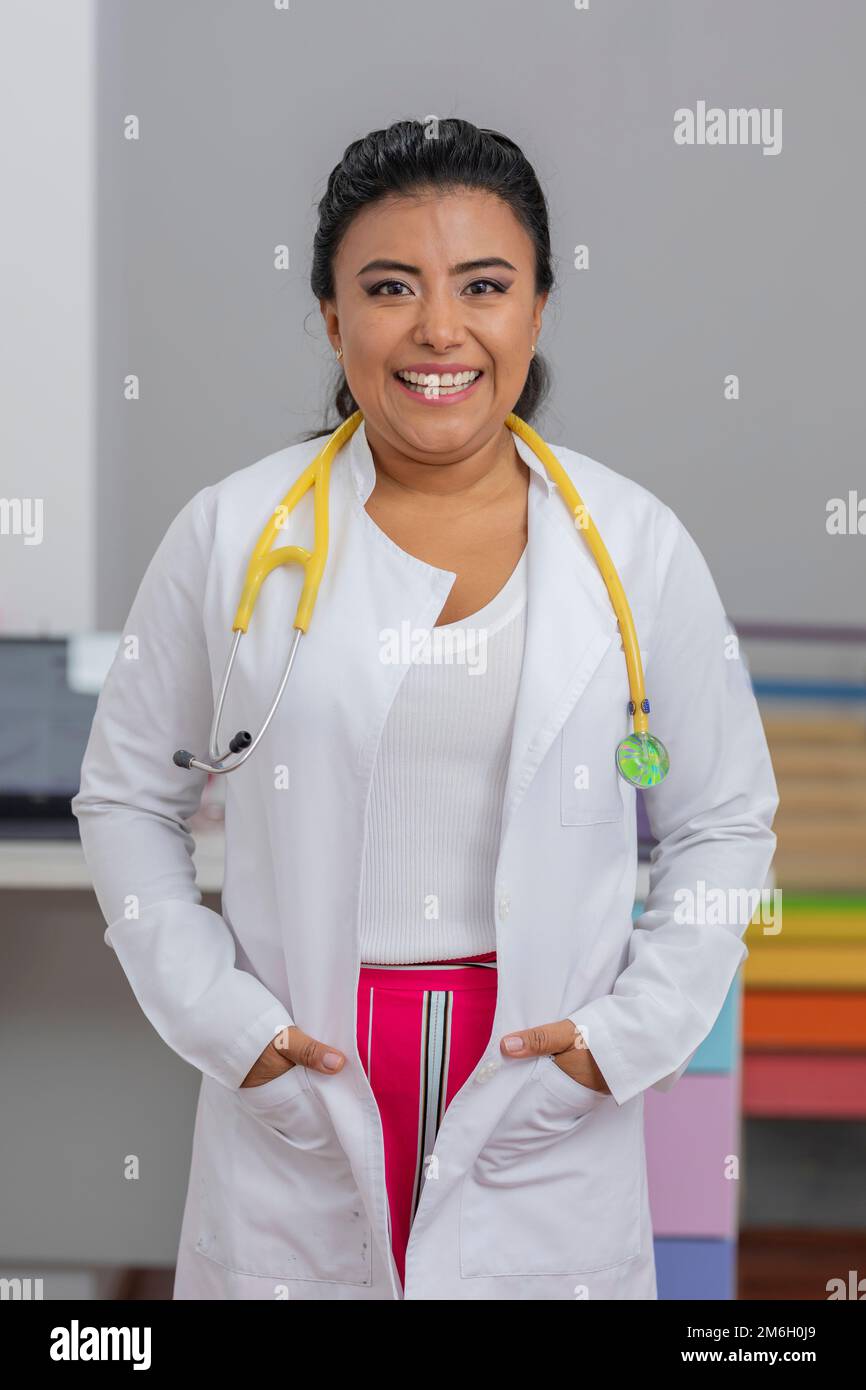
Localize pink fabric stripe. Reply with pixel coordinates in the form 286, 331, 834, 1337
357, 953, 498, 1289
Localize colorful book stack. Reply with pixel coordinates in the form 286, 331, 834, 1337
742, 893, 866, 1118
740, 700, 866, 1295
635, 624, 866, 1299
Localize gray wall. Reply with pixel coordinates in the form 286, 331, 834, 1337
95, 0, 865, 630
0, 0, 96, 632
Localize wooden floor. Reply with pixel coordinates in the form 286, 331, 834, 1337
738, 1229, 866, 1300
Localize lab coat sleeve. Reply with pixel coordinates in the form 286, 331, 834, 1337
70, 488, 294, 1090
568, 509, 779, 1107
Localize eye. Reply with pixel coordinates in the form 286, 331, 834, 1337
367, 280, 412, 297
464, 279, 507, 295
367, 277, 509, 298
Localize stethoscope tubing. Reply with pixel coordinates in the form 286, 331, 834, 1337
175, 628, 303, 775
173, 411, 669, 787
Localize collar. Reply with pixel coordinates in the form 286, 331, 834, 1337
347, 416, 557, 505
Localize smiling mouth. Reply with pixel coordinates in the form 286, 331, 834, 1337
392, 369, 484, 400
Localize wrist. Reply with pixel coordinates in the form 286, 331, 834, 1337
566, 1025, 610, 1093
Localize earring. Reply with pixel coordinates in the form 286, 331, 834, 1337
335, 347, 343, 361
531, 343, 536, 354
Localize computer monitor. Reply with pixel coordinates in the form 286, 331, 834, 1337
0, 636, 105, 834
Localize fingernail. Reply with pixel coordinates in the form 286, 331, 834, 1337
503, 1036, 524, 1053
323, 1052, 342, 1070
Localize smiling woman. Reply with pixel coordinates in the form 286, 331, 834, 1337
307, 127, 553, 632
72, 115, 779, 1302
333, 230, 541, 435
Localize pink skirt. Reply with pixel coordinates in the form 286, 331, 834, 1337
356, 950, 498, 1289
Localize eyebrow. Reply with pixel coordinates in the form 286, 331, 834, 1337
356, 257, 518, 277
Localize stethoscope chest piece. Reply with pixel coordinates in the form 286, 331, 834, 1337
615, 732, 671, 789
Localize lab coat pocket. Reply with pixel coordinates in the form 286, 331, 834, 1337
560, 715, 624, 826
195, 1072, 372, 1285
233, 1060, 309, 1119
459, 1056, 642, 1278
537, 1053, 611, 1109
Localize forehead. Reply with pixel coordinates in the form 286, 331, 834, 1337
333, 189, 533, 269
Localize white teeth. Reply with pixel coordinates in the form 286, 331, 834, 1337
396, 369, 481, 396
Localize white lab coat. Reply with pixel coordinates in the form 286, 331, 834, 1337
72, 419, 779, 1301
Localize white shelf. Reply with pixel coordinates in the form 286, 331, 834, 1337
0, 825, 226, 893
0, 831, 654, 900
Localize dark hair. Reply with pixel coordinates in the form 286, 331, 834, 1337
300, 117, 554, 441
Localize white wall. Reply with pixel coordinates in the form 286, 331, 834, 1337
0, 0, 96, 632
93, 0, 865, 632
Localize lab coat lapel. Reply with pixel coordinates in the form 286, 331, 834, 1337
231, 422, 458, 1053
499, 438, 618, 844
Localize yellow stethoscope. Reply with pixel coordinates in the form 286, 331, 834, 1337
173, 410, 670, 788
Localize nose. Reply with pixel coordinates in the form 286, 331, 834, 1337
411, 288, 466, 353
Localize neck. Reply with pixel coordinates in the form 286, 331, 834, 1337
363, 420, 526, 512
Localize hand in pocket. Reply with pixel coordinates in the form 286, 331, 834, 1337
499, 1018, 611, 1093
240, 1026, 346, 1088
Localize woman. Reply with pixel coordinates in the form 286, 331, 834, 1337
73, 118, 779, 1301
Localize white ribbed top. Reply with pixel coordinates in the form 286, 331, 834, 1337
359, 550, 528, 964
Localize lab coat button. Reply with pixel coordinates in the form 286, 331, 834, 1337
498, 892, 511, 921
475, 1059, 501, 1084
